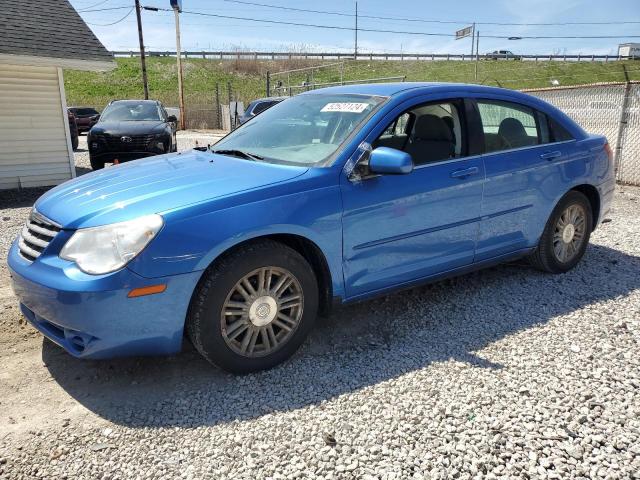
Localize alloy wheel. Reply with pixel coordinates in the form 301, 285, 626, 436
552, 204, 587, 263
220, 267, 304, 357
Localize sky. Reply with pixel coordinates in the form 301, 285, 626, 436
70, 0, 640, 55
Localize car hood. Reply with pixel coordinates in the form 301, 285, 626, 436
90, 121, 166, 135
35, 150, 308, 229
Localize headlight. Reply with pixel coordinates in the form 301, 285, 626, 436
154, 134, 167, 151
60, 214, 163, 274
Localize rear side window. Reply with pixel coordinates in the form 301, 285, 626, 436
477, 100, 539, 153
253, 101, 276, 115
548, 116, 574, 142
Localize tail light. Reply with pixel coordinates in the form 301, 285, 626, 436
604, 142, 613, 163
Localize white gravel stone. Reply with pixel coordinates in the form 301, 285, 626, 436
0, 161, 639, 479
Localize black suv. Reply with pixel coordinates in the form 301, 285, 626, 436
87, 100, 177, 170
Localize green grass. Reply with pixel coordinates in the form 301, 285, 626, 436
64, 57, 640, 110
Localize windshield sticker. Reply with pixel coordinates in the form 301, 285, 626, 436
321, 102, 370, 113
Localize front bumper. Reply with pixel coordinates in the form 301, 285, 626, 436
89, 151, 160, 163
7, 240, 202, 359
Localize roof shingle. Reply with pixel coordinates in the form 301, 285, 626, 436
0, 0, 113, 64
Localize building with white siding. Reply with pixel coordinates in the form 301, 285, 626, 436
0, 0, 114, 190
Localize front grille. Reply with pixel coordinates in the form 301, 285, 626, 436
99, 134, 155, 151
18, 210, 61, 262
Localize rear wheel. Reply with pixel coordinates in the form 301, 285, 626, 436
89, 155, 105, 170
529, 191, 593, 273
186, 240, 318, 373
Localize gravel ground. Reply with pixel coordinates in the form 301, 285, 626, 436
0, 162, 638, 478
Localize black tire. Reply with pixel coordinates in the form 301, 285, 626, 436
90, 155, 105, 170
529, 190, 593, 273
186, 240, 318, 373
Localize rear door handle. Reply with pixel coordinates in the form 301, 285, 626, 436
450, 166, 479, 179
540, 150, 562, 160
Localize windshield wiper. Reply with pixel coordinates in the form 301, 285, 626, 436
210, 149, 264, 161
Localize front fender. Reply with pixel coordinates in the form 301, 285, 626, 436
127, 184, 345, 298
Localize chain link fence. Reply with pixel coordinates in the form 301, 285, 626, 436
525, 81, 640, 186
181, 84, 244, 131
182, 80, 640, 185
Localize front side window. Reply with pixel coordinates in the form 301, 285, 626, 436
477, 100, 539, 153
373, 101, 464, 166
214, 94, 385, 166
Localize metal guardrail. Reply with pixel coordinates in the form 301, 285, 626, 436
112, 50, 640, 62
271, 76, 406, 96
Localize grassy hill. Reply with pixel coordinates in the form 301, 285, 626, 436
64, 56, 639, 112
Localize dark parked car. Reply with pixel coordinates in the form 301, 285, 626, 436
238, 96, 287, 124
67, 110, 79, 151
486, 50, 521, 60
87, 100, 177, 170
68, 107, 100, 133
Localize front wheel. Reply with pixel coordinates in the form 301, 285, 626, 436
529, 191, 593, 273
89, 155, 105, 170
186, 240, 318, 373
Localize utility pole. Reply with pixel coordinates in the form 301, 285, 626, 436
474, 30, 480, 81
173, 4, 185, 130
470, 22, 476, 57
354, 2, 358, 59
134, 0, 149, 99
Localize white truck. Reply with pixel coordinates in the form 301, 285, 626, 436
618, 43, 640, 58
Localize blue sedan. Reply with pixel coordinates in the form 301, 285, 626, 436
8, 83, 615, 373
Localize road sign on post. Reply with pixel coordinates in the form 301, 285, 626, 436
455, 25, 474, 40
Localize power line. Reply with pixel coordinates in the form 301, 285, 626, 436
85, 6, 134, 25
79, 5, 132, 13
77, 0, 112, 11
222, 0, 348, 18
145, 8, 640, 39
150, 8, 451, 36
221, 0, 640, 26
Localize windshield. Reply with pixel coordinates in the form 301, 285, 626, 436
214, 94, 385, 165
100, 102, 162, 122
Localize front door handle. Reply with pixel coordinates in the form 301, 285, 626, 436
450, 166, 479, 179
540, 150, 562, 160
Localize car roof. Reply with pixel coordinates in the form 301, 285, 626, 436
110, 99, 160, 105
299, 82, 531, 100
251, 97, 288, 103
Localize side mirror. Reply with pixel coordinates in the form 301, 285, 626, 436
369, 147, 413, 175
167, 115, 177, 123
